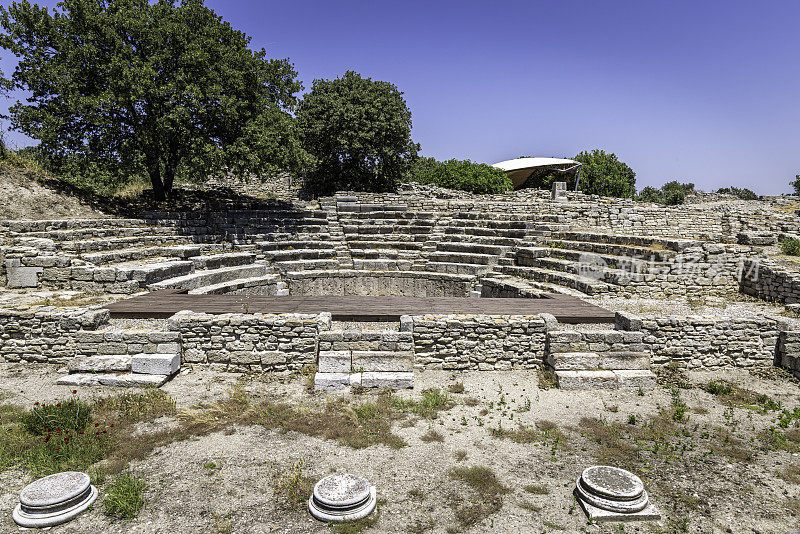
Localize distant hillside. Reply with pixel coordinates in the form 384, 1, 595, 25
0, 163, 107, 220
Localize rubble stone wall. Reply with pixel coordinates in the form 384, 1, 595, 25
0, 306, 109, 363
172, 310, 330, 372
410, 314, 547, 370
739, 258, 800, 304
777, 331, 800, 379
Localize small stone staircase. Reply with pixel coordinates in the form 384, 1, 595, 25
545, 329, 656, 391
57, 328, 180, 387
314, 325, 414, 390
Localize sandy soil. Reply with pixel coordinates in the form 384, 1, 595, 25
0, 364, 798, 534
0, 166, 106, 220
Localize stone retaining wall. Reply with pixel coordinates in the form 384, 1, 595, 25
739, 258, 800, 304
75, 330, 180, 356
777, 331, 800, 379
171, 310, 329, 372
0, 306, 109, 363
617, 312, 785, 369
286, 270, 473, 297
410, 314, 547, 370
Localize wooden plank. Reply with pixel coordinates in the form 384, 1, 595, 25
104, 292, 615, 323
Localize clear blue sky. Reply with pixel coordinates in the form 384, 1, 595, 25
2, 0, 799, 194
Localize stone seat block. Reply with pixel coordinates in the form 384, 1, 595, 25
131, 353, 180, 375
314, 372, 350, 390
360, 372, 413, 389
547, 352, 600, 371
352, 351, 414, 372
555, 370, 618, 390
57, 373, 169, 388
614, 370, 656, 390
67, 355, 131, 373
318, 350, 351, 373
598, 352, 650, 370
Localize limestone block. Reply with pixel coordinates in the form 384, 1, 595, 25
352, 351, 414, 372
599, 352, 650, 370
547, 352, 600, 371
314, 372, 350, 390
318, 350, 351, 373
131, 353, 180, 375
5, 259, 42, 288
361, 372, 414, 389
555, 370, 618, 390
614, 370, 657, 390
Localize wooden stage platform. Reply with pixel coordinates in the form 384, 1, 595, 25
104, 291, 615, 324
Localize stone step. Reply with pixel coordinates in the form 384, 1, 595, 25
500, 265, 612, 295
265, 249, 337, 262
433, 235, 524, 247
360, 372, 414, 389
345, 240, 424, 251
547, 351, 651, 371
541, 248, 667, 272
342, 224, 435, 235
554, 370, 656, 391
549, 237, 679, 260
256, 240, 334, 251
444, 227, 527, 238
4, 218, 148, 233
81, 245, 204, 265
67, 355, 131, 373
23, 226, 182, 241
352, 351, 414, 372
352, 259, 412, 271
61, 235, 199, 253
421, 262, 494, 276
427, 251, 498, 266
57, 373, 170, 388
131, 353, 180, 375
278, 259, 339, 272
149, 263, 270, 291
554, 231, 693, 252
530, 257, 649, 287
435, 242, 511, 256
187, 274, 284, 295
318, 350, 351, 373
117, 260, 195, 285
190, 252, 255, 270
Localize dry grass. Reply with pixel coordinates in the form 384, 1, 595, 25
447, 465, 509, 529
447, 382, 465, 394
420, 428, 444, 442
536, 368, 558, 390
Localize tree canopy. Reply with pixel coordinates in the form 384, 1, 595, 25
411, 156, 512, 194
573, 149, 636, 198
297, 70, 418, 196
0, 0, 308, 200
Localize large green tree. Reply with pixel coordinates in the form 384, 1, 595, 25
297, 71, 418, 196
0, 0, 307, 200
573, 149, 636, 198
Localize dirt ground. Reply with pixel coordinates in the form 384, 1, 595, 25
1, 364, 798, 534
0, 166, 106, 220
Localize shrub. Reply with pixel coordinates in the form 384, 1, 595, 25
103, 472, 146, 519
706, 381, 733, 396
298, 71, 418, 195
636, 181, 693, 205
791, 174, 800, 195
22, 398, 91, 435
781, 238, 800, 256
717, 187, 758, 200
573, 149, 636, 198
411, 157, 511, 194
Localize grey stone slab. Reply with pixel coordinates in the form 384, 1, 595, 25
360, 371, 413, 389
318, 350, 351, 373
131, 353, 180, 375
581, 466, 644, 500
575, 492, 661, 522
314, 372, 349, 390
614, 370, 656, 390
19, 472, 91, 508
6, 259, 43, 288
352, 351, 414, 372
67, 355, 131, 373
547, 352, 600, 371
555, 370, 618, 390
598, 351, 650, 370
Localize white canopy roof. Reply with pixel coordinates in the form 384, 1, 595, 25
492, 157, 578, 172
491, 157, 580, 189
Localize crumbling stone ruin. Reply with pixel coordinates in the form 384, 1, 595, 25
2, 182, 800, 388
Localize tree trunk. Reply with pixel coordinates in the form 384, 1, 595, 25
148, 163, 166, 202
163, 163, 176, 199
